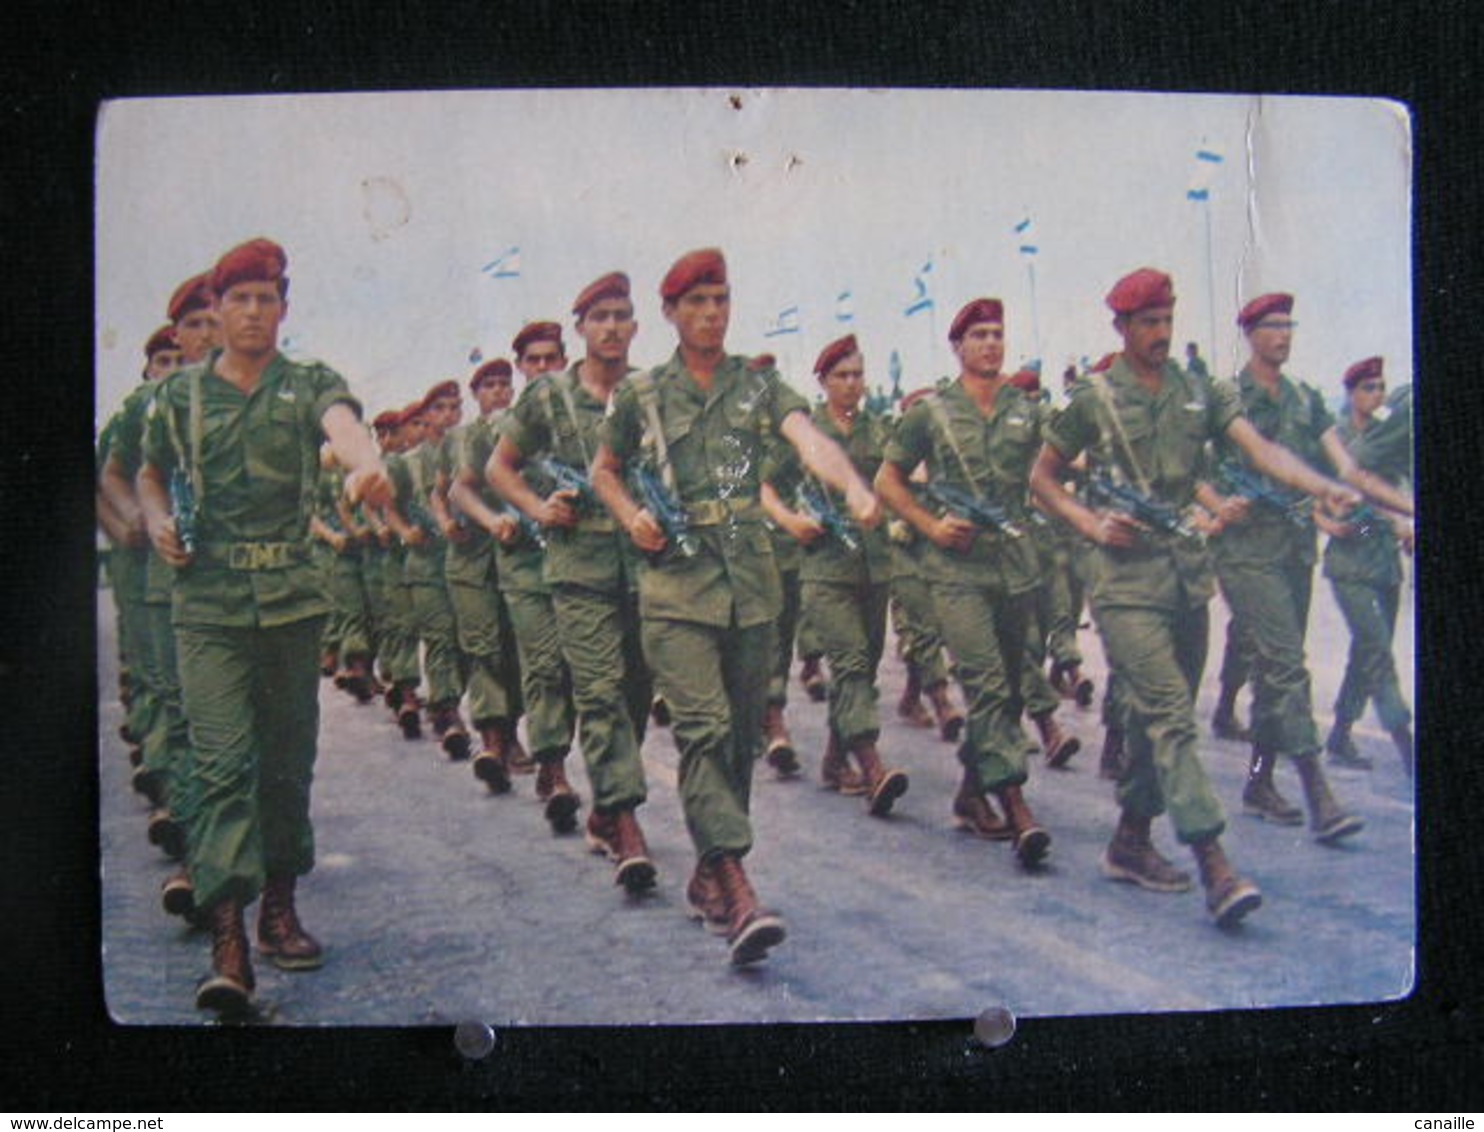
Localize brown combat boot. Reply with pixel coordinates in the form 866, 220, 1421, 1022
1211, 685, 1252, 742
762, 703, 801, 778
1241, 748, 1304, 825
650, 694, 671, 728
1391, 726, 1414, 778
1050, 661, 1095, 708
396, 687, 423, 741
585, 808, 618, 859
800, 655, 829, 702
505, 722, 536, 775
536, 756, 581, 834
257, 874, 324, 971
851, 738, 909, 817
196, 898, 255, 1015
897, 663, 934, 728
342, 656, 376, 704
472, 724, 512, 794
1293, 754, 1364, 843
1325, 720, 1372, 770
995, 783, 1051, 867
609, 808, 657, 893
1098, 726, 1127, 781
1100, 810, 1192, 893
712, 853, 787, 966
432, 704, 472, 761
685, 858, 730, 935
952, 770, 1013, 841
1033, 709, 1081, 768
1191, 837, 1262, 927
927, 681, 965, 743
820, 731, 867, 796
147, 808, 186, 860
161, 869, 196, 919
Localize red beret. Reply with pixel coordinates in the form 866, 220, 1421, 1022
167, 272, 214, 323
660, 247, 727, 302
371, 409, 402, 433
572, 271, 631, 318
814, 334, 860, 378
144, 324, 178, 358
210, 238, 288, 298
400, 401, 428, 425
470, 358, 513, 389
1009, 368, 1041, 393
899, 387, 936, 413
1106, 268, 1175, 315
1237, 292, 1294, 330
423, 380, 461, 408
1343, 356, 1384, 389
1090, 352, 1117, 373
748, 353, 777, 372
512, 321, 563, 358
948, 298, 1004, 343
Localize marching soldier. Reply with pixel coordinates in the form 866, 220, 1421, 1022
138, 238, 391, 1015
762, 333, 909, 813
590, 248, 881, 964
490, 271, 658, 891
376, 403, 431, 739
875, 299, 1054, 866
1029, 270, 1360, 925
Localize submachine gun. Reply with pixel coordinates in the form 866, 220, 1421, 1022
925, 482, 1025, 540
630, 465, 701, 561
169, 467, 198, 555
1084, 469, 1201, 541
795, 480, 862, 554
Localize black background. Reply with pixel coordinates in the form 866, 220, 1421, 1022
2, 0, 1480, 1111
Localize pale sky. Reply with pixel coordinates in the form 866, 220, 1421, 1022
95, 88, 1411, 427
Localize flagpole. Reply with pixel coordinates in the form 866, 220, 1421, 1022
1026, 257, 1042, 368
1203, 198, 1216, 369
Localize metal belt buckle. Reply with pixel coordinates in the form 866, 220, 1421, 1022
228, 542, 288, 570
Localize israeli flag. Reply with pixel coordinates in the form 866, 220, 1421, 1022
905, 259, 934, 317
481, 246, 521, 279
835, 290, 855, 323
468, 346, 484, 364
1014, 215, 1038, 257
764, 304, 802, 338
1186, 148, 1224, 201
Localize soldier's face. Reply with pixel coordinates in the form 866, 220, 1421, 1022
821, 352, 866, 414
146, 348, 184, 381
1119, 307, 1174, 369
174, 308, 221, 362
1351, 375, 1386, 417
665, 284, 730, 353
578, 298, 637, 365
404, 415, 428, 446
517, 341, 566, 381
953, 322, 1005, 378
217, 281, 286, 357
1247, 317, 1294, 368
474, 373, 514, 415
430, 395, 462, 432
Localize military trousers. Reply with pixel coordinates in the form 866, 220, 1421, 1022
379, 559, 422, 688
328, 552, 375, 663
500, 587, 574, 761
1331, 578, 1412, 733
642, 615, 773, 860
1092, 601, 1226, 843
1215, 551, 1321, 759
768, 566, 804, 707
111, 547, 156, 746
802, 577, 888, 749
1217, 612, 1254, 694
447, 576, 521, 728
175, 615, 325, 911
553, 582, 651, 811
889, 572, 951, 688
409, 577, 467, 711
930, 582, 1037, 791
141, 599, 193, 822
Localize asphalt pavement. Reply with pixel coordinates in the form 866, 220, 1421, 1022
98, 578, 1416, 1028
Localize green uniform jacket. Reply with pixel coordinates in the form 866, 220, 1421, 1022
1323, 395, 1410, 587
142, 350, 358, 628
599, 349, 810, 628
798, 403, 892, 585
881, 377, 1041, 595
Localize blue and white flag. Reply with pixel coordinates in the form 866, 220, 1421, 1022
835, 290, 855, 324
1186, 148, 1224, 201
904, 259, 934, 317
468, 346, 484, 364
1014, 216, 1038, 257
764, 304, 801, 338
481, 246, 521, 279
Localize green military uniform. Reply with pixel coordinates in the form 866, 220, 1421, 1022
1324, 387, 1412, 737
502, 364, 651, 808
599, 350, 809, 859
314, 466, 376, 676
488, 415, 574, 765
1046, 356, 1240, 842
763, 440, 810, 713
882, 378, 1042, 792
797, 403, 894, 751
375, 451, 422, 698
1017, 395, 1078, 720
444, 416, 522, 732
389, 439, 467, 720
1209, 367, 1334, 761
142, 349, 357, 911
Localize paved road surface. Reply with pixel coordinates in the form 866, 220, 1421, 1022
98, 580, 1415, 1028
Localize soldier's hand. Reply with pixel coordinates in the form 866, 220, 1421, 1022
1319, 482, 1363, 520
783, 512, 826, 547
345, 466, 394, 510
1392, 516, 1416, 554
403, 526, 429, 548
1090, 509, 1145, 548
931, 514, 978, 554
120, 519, 151, 551
147, 514, 194, 568
538, 490, 580, 530
491, 513, 521, 546
845, 483, 884, 530
1215, 494, 1251, 528
626, 509, 669, 555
